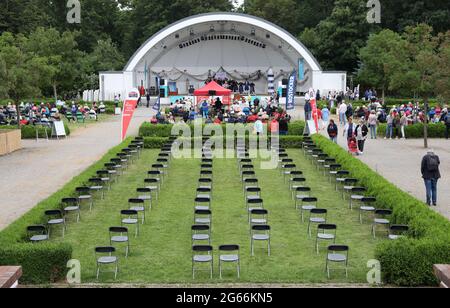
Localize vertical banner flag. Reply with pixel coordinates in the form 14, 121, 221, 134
286, 70, 297, 111
310, 98, 319, 133
267, 68, 275, 95
121, 88, 139, 141
298, 58, 305, 81
152, 97, 161, 112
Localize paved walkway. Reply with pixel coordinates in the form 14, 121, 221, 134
293, 107, 450, 220
0, 107, 153, 231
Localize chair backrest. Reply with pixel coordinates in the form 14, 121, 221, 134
200, 170, 212, 175
344, 178, 358, 184
336, 170, 350, 176
301, 197, 317, 202
152, 164, 164, 169
318, 224, 337, 231
109, 226, 128, 234
202, 159, 213, 163
201, 164, 213, 169
250, 209, 268, 215
292, 177, 306, 183
390, 225, 409, 233
219, 245, 240, 252
361, 197, 376, 203
75, 187, 90, 194
128, 198, 144, 204
289, 171, 303, 176
242, 164, 254, 169
375, 209, 393, 216
157, 158, 168, 163
329, 164, 342, 169
192, 245, 213, 253
121, 209, 138, 216
148, 170, 162, 176
27, 225, 46, 233
252, 225, 270, 232
62, 197, 78, 204
242, 171, 255, 176
246, 187, 261, 193
110, 158, 121, 164
104, 163, 116, 168
195, 209, 212, 215
45, 209, 63, 217
192, 225, 210, 232
296, 186, 311, 192
328, 245, 349, 252
89, 177, 102, 183
310, 208, 327, 215
351, 187, 367, 193
198, 178, 212, 183
283, 164, 296, 169
278, 153, 288, 158
144, 178, 159, 184
195, 197, 210, 203
247, 198, 263, 204
243, 178, 258, 184
281, 159, 293, 163
137, 188, 152, 193
197, 187, 211, 193
239, 159, 252, 163
95, 246, 116, 254
324, 158, 336, 163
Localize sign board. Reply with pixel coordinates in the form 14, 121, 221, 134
121, 88, 139, 141
51, 121, 67, 139
286, 71, 297, 111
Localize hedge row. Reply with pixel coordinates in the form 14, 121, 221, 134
0, 138, 133, 284
312, 134, 450, 286
139, 121, 305, 138
376, 123, 447, 139
0, 123, 71, 139
143, 135, 303, 149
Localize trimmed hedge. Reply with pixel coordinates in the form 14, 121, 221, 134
0, 138, 133, 284
377, 123, 447, 139
312, 134, 450, 286
0, 123, 71, 139
139, 121, 305, 137
143, 135, 303, 149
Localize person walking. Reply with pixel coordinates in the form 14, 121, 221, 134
368, 110, 378, 139
421, 149, 441, 206
355, 119, 368, 155
327, 119, 338, 143
146, 92, 150, 108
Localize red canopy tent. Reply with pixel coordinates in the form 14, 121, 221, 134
193, 81, 232, 96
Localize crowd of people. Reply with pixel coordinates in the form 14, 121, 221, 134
149, 95, 291, 134
0, 101, 107, 126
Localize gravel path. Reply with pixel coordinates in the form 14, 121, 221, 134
0, 108, 153, 230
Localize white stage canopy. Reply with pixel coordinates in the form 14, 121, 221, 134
99, 13, 346, 101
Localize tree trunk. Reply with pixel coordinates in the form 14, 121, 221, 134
15, 100, 20, 129
53, 83, 58, 103
382, 86, 385, 103
424, 96, 429, 149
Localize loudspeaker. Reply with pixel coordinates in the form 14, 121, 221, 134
208, 90, 217, 96
159, 78, 165, 86
282, 79, 289, 85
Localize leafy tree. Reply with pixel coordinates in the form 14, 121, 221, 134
357, 29, 408, 100
0, 32, 52, 126
23, 28, 84, 101
300, 0, 378, 72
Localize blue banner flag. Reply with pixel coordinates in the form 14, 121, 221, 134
286, 70, 297, 111
298, 59, 305, 81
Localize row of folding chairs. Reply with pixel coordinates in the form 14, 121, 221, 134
305, 138, 409, 240
26, 137, 145, 244
94, 137, 176, 279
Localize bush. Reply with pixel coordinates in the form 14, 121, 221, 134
312, 134, 450, 286
377, 123, 446, 139
0, 138, 133, 284
139, 121, 306, 137
0, 123, 71, 139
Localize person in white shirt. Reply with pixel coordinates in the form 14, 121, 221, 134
338, 101, 348, 126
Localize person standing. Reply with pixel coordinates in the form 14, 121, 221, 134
146, 92, 150, 108
343, 117, 356, 148
321, 105, 330, 131
327, 119, 338, 143
441, 109, 450, 139
368, 110, 378, 139
338, 101, 348, 126
385, 112, 394, 139
421, 149, 441, 206
400, 112, 408, 139
304, 99, 312, 121
355, 119, 368, 155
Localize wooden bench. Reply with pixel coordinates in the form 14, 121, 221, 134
434, 264, 450, 288
0, 266, 22, 288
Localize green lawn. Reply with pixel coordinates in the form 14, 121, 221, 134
55, 148, 381, 284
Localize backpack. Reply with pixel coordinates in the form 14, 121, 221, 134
427, 155, 439, 172
362, 125, 368, 137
